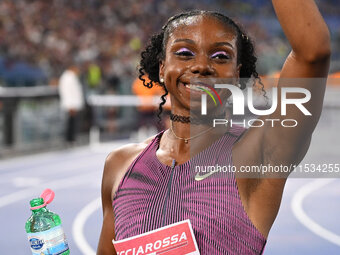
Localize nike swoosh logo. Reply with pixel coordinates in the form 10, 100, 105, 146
194, 171, 217, 181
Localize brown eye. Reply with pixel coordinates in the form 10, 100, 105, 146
174, 48, 195, 57
211, 51, 230, 60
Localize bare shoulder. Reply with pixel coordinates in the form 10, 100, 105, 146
104, 135, 156, 174
102, 135, 157, 200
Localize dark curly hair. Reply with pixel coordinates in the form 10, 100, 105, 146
138, 10, 265, 120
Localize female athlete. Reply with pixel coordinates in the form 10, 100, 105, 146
97, 1, 330, 254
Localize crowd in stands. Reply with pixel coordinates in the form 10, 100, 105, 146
0, 0, 339, 89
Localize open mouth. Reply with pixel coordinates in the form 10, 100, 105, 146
185, 83, 212, 92
182, 81, 215, 93
181, 81, 223, 106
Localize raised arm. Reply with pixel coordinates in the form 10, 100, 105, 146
263, 0, 331, 167
238, 0, 331, 173
232, 1, 331, 237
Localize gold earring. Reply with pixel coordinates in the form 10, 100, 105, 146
160, 78, 164, 83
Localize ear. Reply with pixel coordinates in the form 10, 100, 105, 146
236, 64, 242, 77
159, 60, 165, 81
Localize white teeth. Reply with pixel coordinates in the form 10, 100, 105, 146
185, 84, 211, 92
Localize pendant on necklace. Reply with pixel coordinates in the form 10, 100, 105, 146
184, 139, 188, 144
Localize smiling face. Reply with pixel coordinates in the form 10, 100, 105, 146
159, 15, 241, 115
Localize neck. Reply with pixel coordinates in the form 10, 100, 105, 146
168, 109, 229, 144
170, 108, 228, 124
160, 121, 229, 165
170, 120, 211, 139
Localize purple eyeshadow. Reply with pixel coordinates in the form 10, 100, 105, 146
176, 48, 194, 54
211, 51, 228, 57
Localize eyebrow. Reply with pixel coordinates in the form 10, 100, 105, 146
173, 38, 195, 44
173, 39, 234, 49
213, 42, 234, 49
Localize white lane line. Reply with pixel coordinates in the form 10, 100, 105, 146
0, 150, 64, 170
0, 159, 102, 184
0, 153, 103, 180
72, 196, 101, 255
12, 177, 43, 187
0, 171, 98, 208
291, 179, 340, 246
90, 140, 130, 153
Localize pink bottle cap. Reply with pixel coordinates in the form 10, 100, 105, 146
30, 188, 55, 210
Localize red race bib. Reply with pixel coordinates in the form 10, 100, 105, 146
112, 219, 200, 255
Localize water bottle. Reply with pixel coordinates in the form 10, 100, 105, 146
25, 189, 70, 255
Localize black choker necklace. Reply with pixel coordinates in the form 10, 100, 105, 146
170, 113, 191, 123
170, 113, 227, 124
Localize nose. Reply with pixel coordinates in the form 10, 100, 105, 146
190, 55, 215, 76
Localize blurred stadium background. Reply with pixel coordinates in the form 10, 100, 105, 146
0, 0, 339, 254
0, 0, 340, 155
